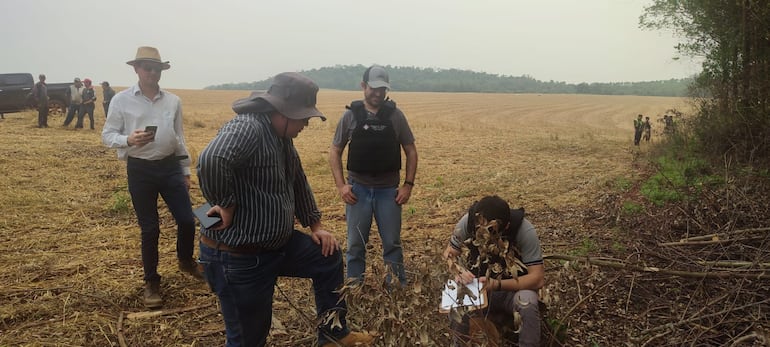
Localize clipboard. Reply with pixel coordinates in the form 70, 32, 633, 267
438, 278, 488, 313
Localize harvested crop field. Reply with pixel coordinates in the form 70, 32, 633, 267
0, 90, 689, 346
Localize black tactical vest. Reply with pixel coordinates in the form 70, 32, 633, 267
346, 100, 401, 174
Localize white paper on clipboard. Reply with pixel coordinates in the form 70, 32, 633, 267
439, 278, 487, 313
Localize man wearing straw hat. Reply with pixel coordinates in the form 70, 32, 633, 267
102, 46, 201, 309
197, 72, 374, 347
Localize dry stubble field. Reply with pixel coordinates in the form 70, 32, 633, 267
0, 89, 688, 346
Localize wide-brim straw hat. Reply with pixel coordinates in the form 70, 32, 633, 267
231, 72, 325, 121
126, 46, 170, 70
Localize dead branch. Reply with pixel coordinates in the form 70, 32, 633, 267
639, 297, 770, 337
188, 327, 226, 338
544, 254, 770, 279
696, 260, 770, 269
125, 303, 215, 320
117, 311, 127, 347
658, 236, 765, 247
671, 227, 770, 243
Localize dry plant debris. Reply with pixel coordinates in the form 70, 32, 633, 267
3, 90, 765, 346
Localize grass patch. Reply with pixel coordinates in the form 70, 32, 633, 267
621, 201, 643, 215
614, 177, 633, 192
641, 144, 724, 206
108, 191, 132, 214
569, 237, 598, 256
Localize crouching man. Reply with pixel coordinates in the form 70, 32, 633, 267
443, 195, 545, 347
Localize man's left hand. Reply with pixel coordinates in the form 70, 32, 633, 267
395, 185, 412, 205
311, 228, 339, 257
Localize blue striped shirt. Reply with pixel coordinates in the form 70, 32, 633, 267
197, 113, 321, 249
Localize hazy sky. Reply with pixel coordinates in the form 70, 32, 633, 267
2, 0, 701, 89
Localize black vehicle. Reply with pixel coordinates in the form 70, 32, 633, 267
0, 73, 69, 118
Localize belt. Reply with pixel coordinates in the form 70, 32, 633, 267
200, 234, 267, 254
128, 155, 188, 164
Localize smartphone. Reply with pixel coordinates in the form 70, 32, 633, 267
144, 125, 157, 141
193, 202, 222, 229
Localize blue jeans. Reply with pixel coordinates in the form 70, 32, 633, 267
345, 181, 406, 284
126, 157, 196, 282
63, 104, 80, 126
199, 230, 349, 347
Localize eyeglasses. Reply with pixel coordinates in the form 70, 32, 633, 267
139, 64, 163, 73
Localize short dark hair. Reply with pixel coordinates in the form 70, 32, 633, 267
470, 195, 511, 228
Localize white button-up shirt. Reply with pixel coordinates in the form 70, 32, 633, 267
101, 84, 191, 175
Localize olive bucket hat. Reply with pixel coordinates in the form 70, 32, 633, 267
231, 72, 326, 121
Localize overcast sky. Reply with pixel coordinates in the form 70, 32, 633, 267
2, 0, 701, 89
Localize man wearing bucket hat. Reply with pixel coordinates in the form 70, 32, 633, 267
197, 72, 374, 347
102, 46, 201, 309
329, 65, 418, 287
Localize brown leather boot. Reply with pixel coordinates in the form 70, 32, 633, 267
321, 331, 374, 347
143, 281, 163, 309
178, 258, 204, 281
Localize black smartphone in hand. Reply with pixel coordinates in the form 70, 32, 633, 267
193, 202, 222, 229
144, 125, 157, 141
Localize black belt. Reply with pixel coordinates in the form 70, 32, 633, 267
200, 234, 268, 254
128, 155, 188, 165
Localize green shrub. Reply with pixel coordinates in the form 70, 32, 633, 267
109, 191, 132, 214
621, 201, 644, 215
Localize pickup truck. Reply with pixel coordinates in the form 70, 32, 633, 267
0, 73, 69, 118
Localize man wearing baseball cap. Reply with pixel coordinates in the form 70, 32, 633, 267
197, 72, 374, 347
330, 65, 418, 287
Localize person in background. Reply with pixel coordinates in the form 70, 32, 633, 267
63, 77, 83, 127
101, 46, 201, 309
197, 72, 374, 347
33, 74, 48, 128
77, 78, 97, 129
633, 114, 644, 146
443, 195, 545, 347
643, 116, 652, 143
101, 81, 116, 117
329, 65, 418, 287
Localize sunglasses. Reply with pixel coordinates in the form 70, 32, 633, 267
139, 64, 163, 73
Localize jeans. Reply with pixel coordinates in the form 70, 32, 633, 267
450, 290, 541, 347
634, 129, 643, 146
126, 157, 196, 282
37, 103, 48, 127
199, 230, 349, 347
63, 104, 80, 126
76, 104, 95, 129
345, 181, 406, 284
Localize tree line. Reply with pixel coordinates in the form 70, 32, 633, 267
205, 65, 693, 97
641, 0, 770, 164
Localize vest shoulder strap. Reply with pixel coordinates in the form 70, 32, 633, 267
509, 208, 525, 239
346, 99, 397, 120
